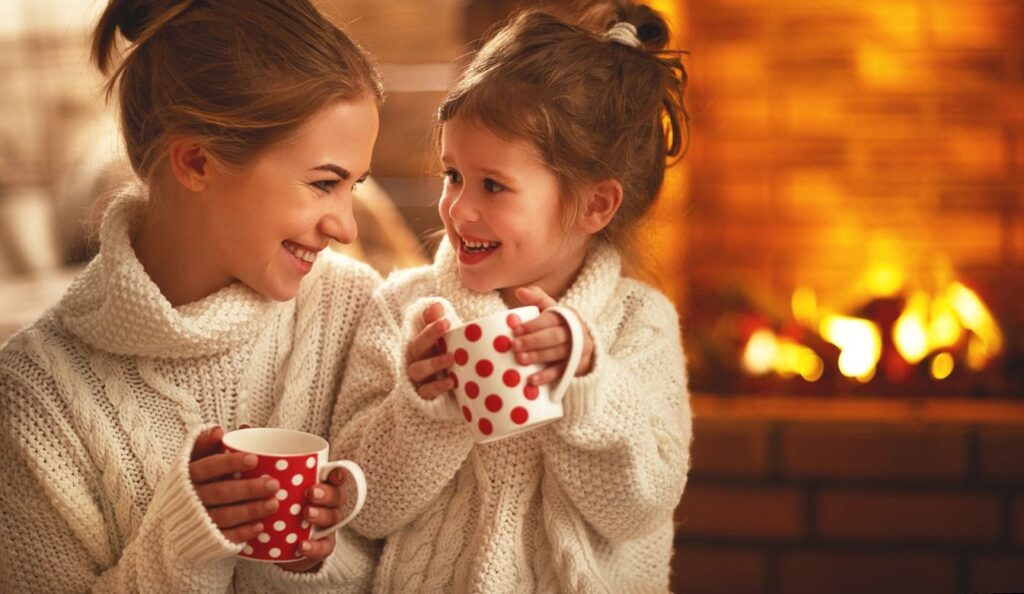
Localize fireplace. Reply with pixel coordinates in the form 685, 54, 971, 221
675, 0, 1023, 400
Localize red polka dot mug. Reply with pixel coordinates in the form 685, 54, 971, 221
221, 427, 367, 562
441, 305, 583, 443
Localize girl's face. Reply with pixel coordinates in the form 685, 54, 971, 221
439, 116, 589, 303
201, 98, 379, 301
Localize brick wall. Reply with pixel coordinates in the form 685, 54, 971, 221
680, 0, 1024, 393
671, 395, 1024, 593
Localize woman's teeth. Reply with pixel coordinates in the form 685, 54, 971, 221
463, 239, 500, 252
284, 242, 318, 263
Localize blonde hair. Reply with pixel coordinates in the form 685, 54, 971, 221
437, 0, 688, 267
92, 0, 383, 181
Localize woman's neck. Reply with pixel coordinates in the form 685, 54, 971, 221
133, 189, 233, 308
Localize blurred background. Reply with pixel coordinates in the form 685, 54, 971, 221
1, 0, 1022, 592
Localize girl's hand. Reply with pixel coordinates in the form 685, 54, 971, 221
277, 467, 351, 573
406, 302, 455, 400
512, 286, 595, 386
188, 426, 279, 544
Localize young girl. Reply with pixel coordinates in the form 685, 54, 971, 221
332, 2, 691, 591
0, 0, 384, 591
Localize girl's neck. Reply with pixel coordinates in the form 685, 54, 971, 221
133, 186, 233, 308
497, 241, 589, 307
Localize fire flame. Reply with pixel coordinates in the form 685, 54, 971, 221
741, 280, 1002, 383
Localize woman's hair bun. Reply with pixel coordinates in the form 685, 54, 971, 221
92, 0, 191, 72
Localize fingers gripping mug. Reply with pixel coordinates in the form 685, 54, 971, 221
440, 305, 584, 443
221, 427, 367, 562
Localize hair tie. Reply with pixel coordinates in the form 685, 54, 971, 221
604, 21, 641, 49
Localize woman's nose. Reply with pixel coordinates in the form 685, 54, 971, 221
319, 198, 358, 245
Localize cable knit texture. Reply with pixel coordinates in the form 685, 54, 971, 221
0, 191, 382, 593
330, 239, 692, 593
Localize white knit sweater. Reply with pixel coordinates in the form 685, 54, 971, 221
0, 192, 382, 593
330, 239, 692, 593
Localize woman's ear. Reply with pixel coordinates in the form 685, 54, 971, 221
167, 138, 212, 192
579, 179, 624, 234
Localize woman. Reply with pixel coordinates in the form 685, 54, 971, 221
0, 0, 384, 591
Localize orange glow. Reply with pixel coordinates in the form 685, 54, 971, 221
820, 315, 882, 381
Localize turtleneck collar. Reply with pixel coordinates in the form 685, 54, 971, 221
57, 190, 280, 359
432, 237, 622, 322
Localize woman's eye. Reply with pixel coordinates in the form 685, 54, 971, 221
443, 169, 462, 184
311, 180, 339, 193
483, 178, 506, 193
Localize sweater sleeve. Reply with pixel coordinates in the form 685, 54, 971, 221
0, 373, 239, 593
233, 527, 379, 593
542, 290, 692, 542
329, 292, 475, 539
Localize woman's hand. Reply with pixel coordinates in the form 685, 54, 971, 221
276, 467, 351, 573
406, 302, 455, 400
512, 286, 594, 386
188, 426, 279, 544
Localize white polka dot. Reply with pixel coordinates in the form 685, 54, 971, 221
286, 533, 298, 544
242, 544, 254, 555
290, 503, 301, 515
258, 533, 270, 543
291, 474, 304, 487
305, 456, 316, 468
275, 459, 289, 471
301, 520, 310, 529
274, 520, 286, 531
276, 489, 288, 500
269, 547, 281, 558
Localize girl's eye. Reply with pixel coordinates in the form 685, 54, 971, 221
311, 179, 339, 193
443, 169, 462, 185
483, 178, 506, 193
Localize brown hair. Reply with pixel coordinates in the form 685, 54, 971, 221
436, 0, 688, 266
92, 0, 383, 181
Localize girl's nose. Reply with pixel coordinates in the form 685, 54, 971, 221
447, 191, 478, 223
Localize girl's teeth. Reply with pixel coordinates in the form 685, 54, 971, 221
463, 239, 500, 251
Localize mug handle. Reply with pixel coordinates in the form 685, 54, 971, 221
310, 460, 367, 540
544, 305, 585, 404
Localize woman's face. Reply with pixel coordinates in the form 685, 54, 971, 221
201, 98, 379, 301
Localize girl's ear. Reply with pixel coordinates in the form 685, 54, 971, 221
578, 179, 624, 234
167, 137, 213, 192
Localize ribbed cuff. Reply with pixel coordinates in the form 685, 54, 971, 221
559, 328, 608, 429
400, 378, 463, 421
250, 529, 377, 592
152, 424, 243, 565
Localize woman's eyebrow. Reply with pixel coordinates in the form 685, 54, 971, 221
311, 163, 351, 179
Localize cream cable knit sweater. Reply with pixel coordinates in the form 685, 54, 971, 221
0, 192, 381, 593
330, 239, 692, 593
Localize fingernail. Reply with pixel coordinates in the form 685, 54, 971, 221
253, 522, 264, 533
264, 499, 278, 511
313, 487, 325, 500
243, 454, 258, 467
308, 507, 320, 518
265, 479, 280, 492
301, 542, 312, 552
519, 353, 530, 364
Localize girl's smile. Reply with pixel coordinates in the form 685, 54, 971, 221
439, 116, 589, 304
